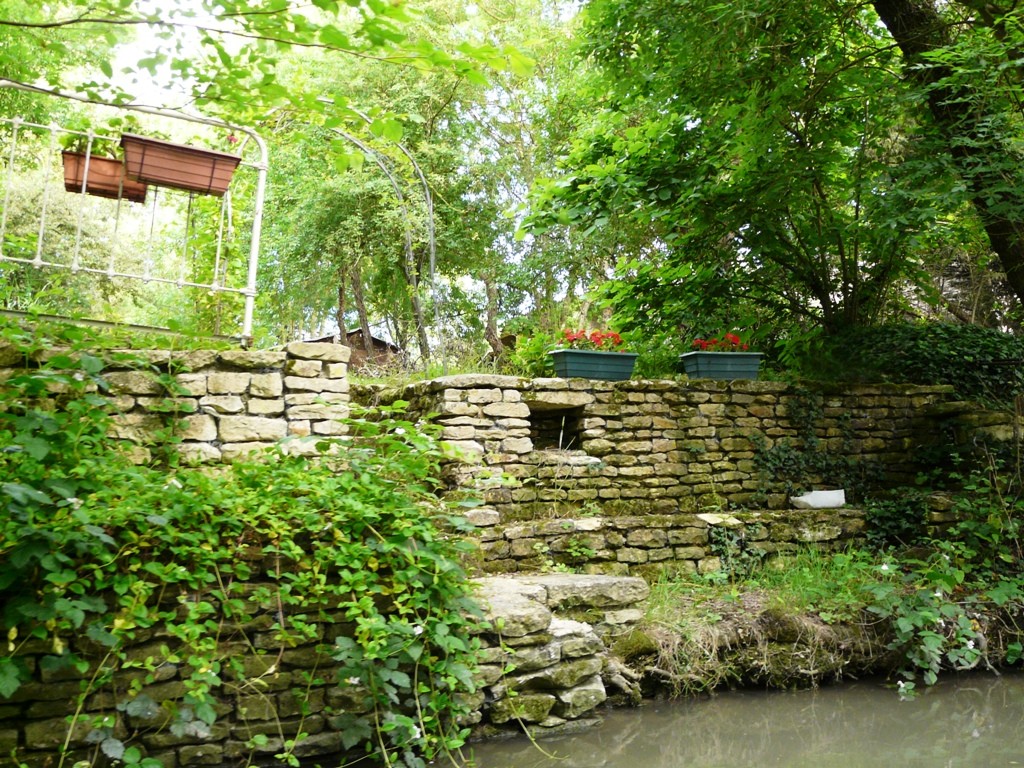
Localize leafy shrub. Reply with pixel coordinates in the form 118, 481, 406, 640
0, 321, 482, 768
819, 323, 1024, 403
864, 489, 931, 549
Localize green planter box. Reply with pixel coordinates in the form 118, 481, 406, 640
680, 351, 763, 380
550, 349, 638, 381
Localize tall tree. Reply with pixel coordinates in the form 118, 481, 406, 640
872, 0, 1024, 307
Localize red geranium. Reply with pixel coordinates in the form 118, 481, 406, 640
691, 332, 750, 352
561, 328, 627, 351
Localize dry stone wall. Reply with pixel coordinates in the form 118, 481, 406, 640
388, 375, 960, 515
0, 573, 648, 766
0, 341, 352, 464
376, 374, 1001, 574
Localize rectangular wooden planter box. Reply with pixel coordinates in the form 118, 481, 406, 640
680, 351, 763, 380
120, 134, 241, 197
61, 152, 148, 203
550, 349, 638, 381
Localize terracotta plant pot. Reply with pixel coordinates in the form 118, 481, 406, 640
61, 152, 148, 204
120, 134, 241, 197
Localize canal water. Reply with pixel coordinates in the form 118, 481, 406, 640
461, 674, 1024, 767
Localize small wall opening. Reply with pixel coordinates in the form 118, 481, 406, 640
528, 405, 584, 450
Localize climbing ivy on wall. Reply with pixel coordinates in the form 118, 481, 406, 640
753, 387, 879, 502
0, 321, 482, 768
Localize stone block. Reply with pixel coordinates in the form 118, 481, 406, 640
311, 420, 348, 435
248, 398, 285, 416
174, 373, 208, 396
219, 350, 287, 368
221, 442, 273, 461
180, 414, 217, 441
177, 442, 222, 464
553, 674, 607, 719
286, 403, 349, 421
286, 359, 323, 377
219, 416, 287, 442
200, 394, 245, 414
285, 341, 351, 363
208, 371, 251, 395
250, 372, 284, 398
284, 376, 349, 394
502, 437, 534, 454
325, 363, 347, 378
105, 371, 163, 395
467, 388, 503, 404
483, 402, 531, 418
488, 693, 556, 725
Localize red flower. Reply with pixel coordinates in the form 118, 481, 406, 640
691, 332, 751, 352
559, 328, 629, 352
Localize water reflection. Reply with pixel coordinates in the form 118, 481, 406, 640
463, 674, 1024, 767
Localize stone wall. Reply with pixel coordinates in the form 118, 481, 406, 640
1, 341, 352, 464
473, 574, 649, 736
0, 574, 648, 766
466, 507, 868, 576
387, 375, 962, 520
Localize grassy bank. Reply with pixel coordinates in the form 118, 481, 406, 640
620, 528, 1024, 700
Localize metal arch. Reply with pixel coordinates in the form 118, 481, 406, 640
0, 79, 268, 342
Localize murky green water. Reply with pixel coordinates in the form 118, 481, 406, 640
462, 674, 1024, 767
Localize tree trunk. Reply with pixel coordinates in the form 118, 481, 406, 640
483, 274, 503, 358
873, 0, 1024, 304
400, 254, 431, 363
350, 262, 375, 358
336, 266, 348, 339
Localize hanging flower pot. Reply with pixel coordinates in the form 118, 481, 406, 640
120, 134, 241, 196
61, 151, 148, 204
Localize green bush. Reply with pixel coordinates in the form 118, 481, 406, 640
819, 323, 1024, 403
0, 321, 482, 768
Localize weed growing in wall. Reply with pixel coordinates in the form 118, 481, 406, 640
0, 321, 483, 768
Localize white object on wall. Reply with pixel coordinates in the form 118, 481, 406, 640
791, 489, 846, 509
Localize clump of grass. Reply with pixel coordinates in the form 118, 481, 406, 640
634, 548, 891, 696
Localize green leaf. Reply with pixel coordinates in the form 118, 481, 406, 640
0, 658, 26, 698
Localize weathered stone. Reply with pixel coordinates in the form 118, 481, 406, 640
219, 350, 287, 368
221, 442, 273, 461
285, 341, 351, 363
248, 398, 285, 416
324, 362, 347, 378
286, 403, 349, 421
178, 442, 222, 463
311, 420, 348, 435
105, 371, 164, 395
512, 656, 603, 691
175, 373, 208, 396
514, 574, 650, 609
250, 372, 284, 397
553, 674, 606, 718
286, 359, 323, 377
219, 416, 287, 442
483, 402, 531, 418
475, 578, 552, 637
208, 371, 251, 394
181, 414, 217, 441
284, 376, 349, 394
466, 508, 501, 527
488, 693, 556, 724
200, 394, 245, 414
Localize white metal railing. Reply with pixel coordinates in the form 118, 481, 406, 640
0, 80, 268, 341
